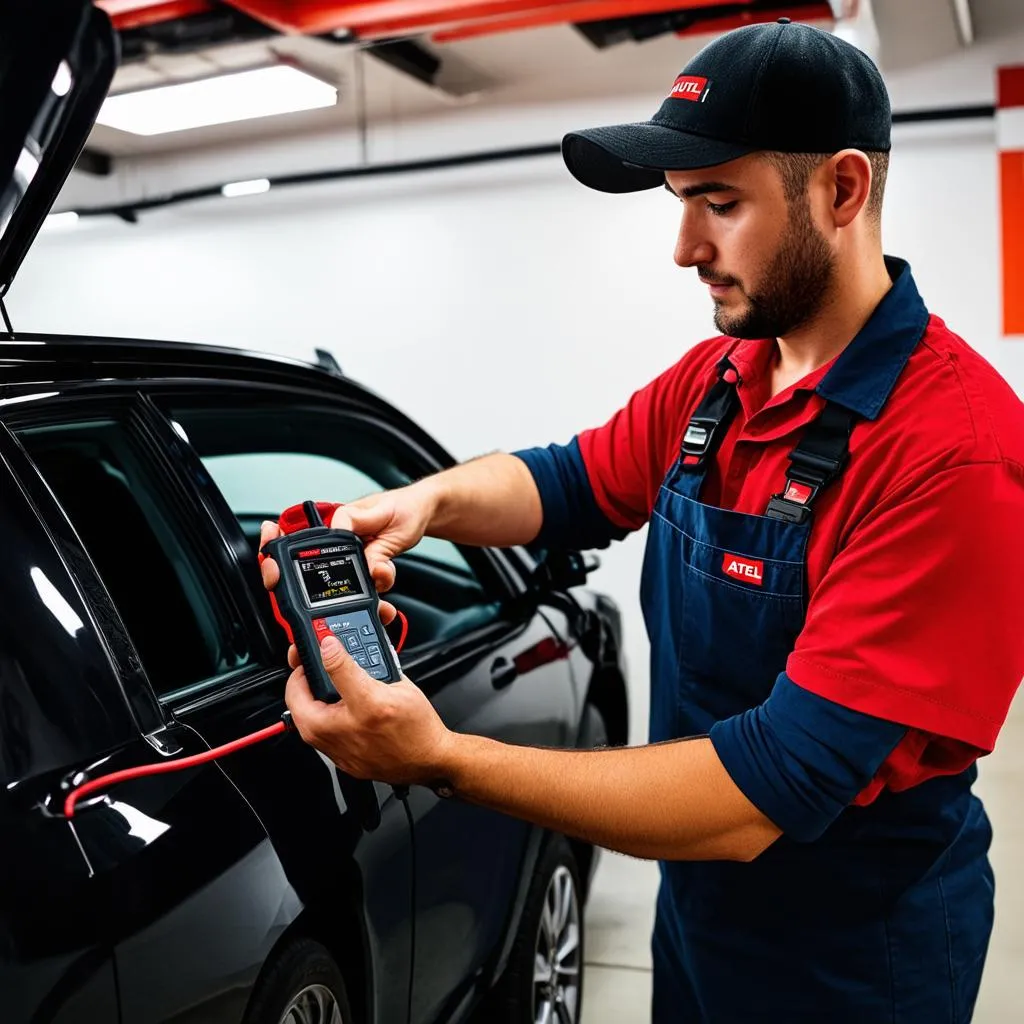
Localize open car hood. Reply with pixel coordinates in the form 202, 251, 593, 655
0, 0, 117, 298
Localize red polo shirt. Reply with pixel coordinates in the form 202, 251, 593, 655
522, 259, 1024, 802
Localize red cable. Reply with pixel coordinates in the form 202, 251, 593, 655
63, 721, 288, 819
395, 609, 409, 654
64, 609, 410, 819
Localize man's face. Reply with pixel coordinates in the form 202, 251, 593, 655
665, 155, 835, 340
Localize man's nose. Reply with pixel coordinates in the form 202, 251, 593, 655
674, 213, 714, 268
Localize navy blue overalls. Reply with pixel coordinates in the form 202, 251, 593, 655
640, 341, 995, 1022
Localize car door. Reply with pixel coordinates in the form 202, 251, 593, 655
0, 404, 287, 1024
142, 386, 417, 1024
0, 428, 123, 1024
158, 385, 585, 1024
3, 390, 413, 1024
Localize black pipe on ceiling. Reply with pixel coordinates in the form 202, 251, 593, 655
69, 103, 995, 223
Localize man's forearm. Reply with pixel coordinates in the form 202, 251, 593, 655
435, 733, 783, 862
414, 452, 544, 548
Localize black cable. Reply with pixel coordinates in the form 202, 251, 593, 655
0, 296, 13, 338
75, 142, 564, 221
394, 785, 416, 1024
65, 102, 997, 224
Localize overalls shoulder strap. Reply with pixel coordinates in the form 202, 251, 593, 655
764, 401, 858, 523
677, 355, 742, 473
675, 350, 858, 519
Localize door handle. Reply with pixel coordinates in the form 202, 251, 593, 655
490, 657, 518, 690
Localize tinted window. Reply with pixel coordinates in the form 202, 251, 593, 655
168, 402, 503, 654
0, 463, 136, 786
17, 418, 250, 698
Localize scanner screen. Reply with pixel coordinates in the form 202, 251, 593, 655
297, 552, 367, 606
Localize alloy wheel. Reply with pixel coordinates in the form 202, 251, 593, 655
279, 983, 344, 1024
532, 864, 582, 1024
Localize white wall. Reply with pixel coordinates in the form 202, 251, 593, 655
8, 30, 1024, 744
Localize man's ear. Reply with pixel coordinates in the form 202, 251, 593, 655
829, 150, 873, 229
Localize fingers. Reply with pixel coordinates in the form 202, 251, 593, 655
370, 558, 396, 594
288, 644, 300, 670
318, 634, 376, 704
284, 665, 334, 740
330, 504, 398, 593
261, 558, 280, 590
331, 501, 390, 537
378, 599, 397, 626
259, 521, 281, 589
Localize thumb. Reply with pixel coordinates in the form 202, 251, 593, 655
330, 502, 398, 592
319, 633, 375, 703
330, 501, 391, 538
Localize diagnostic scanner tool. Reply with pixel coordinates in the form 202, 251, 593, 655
261, 501, 401, 702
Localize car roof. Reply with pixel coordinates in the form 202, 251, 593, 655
2, 329, 440, 430
0, 333, 450, 458
2, 332, 358, 392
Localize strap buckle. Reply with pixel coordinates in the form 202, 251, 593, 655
679, 416, 722, 468
764, 479, 816, 524
764, 437, 850, 523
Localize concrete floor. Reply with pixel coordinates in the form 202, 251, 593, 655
580, 694, 1024, 1023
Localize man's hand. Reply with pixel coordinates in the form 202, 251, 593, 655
285, 634, 454, 787
258, 485, 438, 622
259, 513, 410, 626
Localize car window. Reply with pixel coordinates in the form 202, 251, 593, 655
16, 417, 251, 699
0, 460, 138, 786
201, 450, 472, 574
167, 401, 503, 655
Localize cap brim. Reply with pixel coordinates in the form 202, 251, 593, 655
562, 123, 756, 194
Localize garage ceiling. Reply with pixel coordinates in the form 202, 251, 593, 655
88, 0, 838, 156
77, 0, 1023, 164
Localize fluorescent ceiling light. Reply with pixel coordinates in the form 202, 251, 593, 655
96, 65, 337, 137
222, 178, 271, 198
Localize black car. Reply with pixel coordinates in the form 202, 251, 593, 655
0, 5, 630, 1024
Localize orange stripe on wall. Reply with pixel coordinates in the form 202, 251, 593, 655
1001, 150, 1024, 336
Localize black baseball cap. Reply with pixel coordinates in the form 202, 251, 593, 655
562, 19, 891, 193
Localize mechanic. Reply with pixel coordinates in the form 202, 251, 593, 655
260, 20, 1024, 1023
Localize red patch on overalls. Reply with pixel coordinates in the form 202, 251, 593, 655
722, 554, 764, 586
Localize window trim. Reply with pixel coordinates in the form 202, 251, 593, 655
5, 392, 271, 710
0, 419, 164, 744
157, 386, 526, 590
148, 382, 537, 679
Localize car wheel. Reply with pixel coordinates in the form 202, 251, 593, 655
489, 835, 584, 1024
243, 937, 353, 1024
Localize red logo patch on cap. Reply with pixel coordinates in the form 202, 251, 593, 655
722, 554, 764, 586
669, 74, 710, 102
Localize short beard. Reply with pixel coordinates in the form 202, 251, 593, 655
706, 199, 835, 340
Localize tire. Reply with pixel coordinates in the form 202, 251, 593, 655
488, 835, 585, 1024
243, 937, 353, 1024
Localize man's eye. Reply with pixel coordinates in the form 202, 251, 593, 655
706, 200, 737, 216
